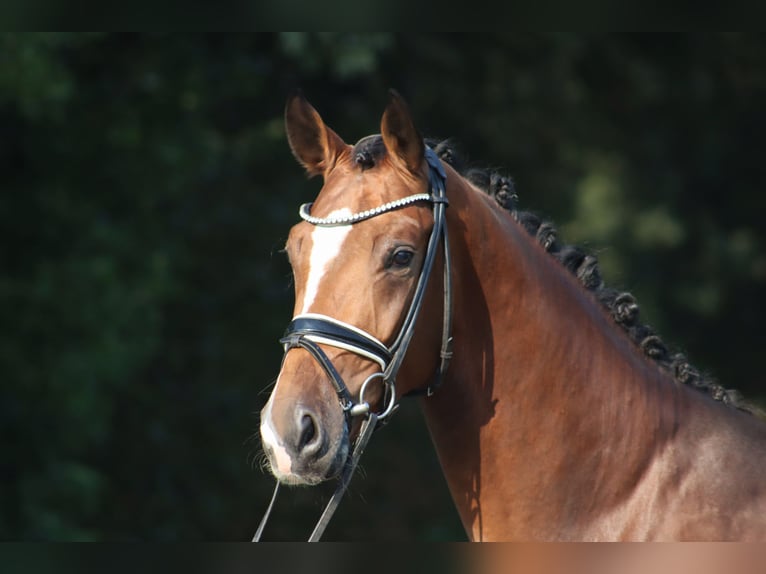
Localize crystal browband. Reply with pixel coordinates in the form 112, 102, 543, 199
298, 193, 441, 227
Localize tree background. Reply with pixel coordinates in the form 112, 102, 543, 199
2, 33, 765, 541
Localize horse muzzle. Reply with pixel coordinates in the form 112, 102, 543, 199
260, 394, 350, 486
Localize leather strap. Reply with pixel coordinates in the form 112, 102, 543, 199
280, 333, 354, 412
283, 315, 392, 370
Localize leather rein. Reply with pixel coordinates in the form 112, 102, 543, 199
253, 148, 453, 542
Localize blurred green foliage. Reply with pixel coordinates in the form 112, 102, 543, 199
1, 33, 764, 541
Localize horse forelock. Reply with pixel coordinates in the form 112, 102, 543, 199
351, 135, 387, 171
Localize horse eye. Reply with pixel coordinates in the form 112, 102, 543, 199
391, 249, 414, 268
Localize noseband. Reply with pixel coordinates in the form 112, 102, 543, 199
254, 148, 453, 541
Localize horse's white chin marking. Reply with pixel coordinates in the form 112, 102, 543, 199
300, 209, 353, 314
260, 406, 293, 475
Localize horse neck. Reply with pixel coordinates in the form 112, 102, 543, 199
419, 170, 685, 540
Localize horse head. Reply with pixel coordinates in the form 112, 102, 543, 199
259, 92, 449, 486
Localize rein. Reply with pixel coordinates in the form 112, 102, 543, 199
253, 147, 453, 541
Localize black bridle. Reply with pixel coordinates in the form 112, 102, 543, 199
254, 147, 453, 541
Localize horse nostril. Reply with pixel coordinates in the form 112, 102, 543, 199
298, 412, 318, 451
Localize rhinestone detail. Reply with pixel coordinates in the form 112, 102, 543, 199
298, 193, 433, 227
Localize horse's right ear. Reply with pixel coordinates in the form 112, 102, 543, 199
284, 92, 347, 178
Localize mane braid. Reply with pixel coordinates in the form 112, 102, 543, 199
427, 139, 757, 415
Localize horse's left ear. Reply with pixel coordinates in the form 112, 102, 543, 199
381, 90, 424, 174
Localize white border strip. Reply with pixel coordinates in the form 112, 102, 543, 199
289, 313, 390, 369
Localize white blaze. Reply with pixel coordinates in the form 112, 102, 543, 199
260, 208, 353, 477
300, 209, 353, 314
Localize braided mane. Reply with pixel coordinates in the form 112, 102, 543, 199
427, 139, 758, 415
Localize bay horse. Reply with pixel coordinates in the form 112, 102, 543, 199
258, 90, 766, 541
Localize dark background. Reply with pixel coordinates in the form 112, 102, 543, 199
2, 33, 765, 541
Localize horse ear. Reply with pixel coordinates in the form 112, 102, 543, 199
284, 92, 347, 177
381, 90, 424, 173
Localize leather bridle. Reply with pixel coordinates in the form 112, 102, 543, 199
254, 147, 453, 541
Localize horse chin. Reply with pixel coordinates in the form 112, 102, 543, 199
274, 472, 325, 487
